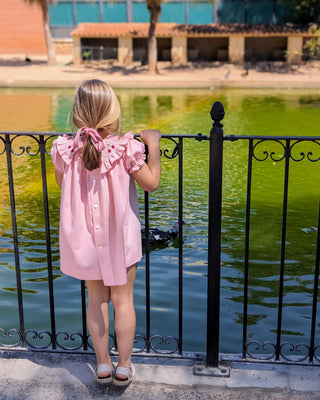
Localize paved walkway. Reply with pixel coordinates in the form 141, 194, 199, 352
0, 350, 320, 399
1, 55, 320, 89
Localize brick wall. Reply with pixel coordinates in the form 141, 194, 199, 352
0, 0, 47, 55
53, 40, 73, 56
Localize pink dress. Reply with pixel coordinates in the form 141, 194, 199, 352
51, 131, 146, 286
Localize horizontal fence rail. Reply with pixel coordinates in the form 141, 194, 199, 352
0, 102, 320, 368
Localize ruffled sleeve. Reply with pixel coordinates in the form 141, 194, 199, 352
100, 132, 146, 174
51, 135, 75, 174
123, 132, 146, 173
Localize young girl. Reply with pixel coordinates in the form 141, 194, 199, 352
51, 79, 161, 386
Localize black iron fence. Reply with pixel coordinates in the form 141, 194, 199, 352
1, 102, 320, 369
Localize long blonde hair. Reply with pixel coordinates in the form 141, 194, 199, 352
71, 79, 121, 171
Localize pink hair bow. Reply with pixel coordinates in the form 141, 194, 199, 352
73, 127, 105, 152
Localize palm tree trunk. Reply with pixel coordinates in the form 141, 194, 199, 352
41, 0, 57, 66
148, 17, 158, 73
147, 1, 161, 74
214, 0, 221, 24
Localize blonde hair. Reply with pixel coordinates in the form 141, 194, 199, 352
71, 79, 121, 171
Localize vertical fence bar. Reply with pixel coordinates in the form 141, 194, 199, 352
5, 134, 25, 346
242, 139, 254, 359
39, 135, 57, 349
309, 194, 320, 362
276, 139, 290, 360
81, 280, 88, 351
143, 141, 151, 353
144, 190, 151, 352
178, 138, 183, 354
206, 102, 225, 367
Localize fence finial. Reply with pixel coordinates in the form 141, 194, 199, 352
210, 101, 225, 128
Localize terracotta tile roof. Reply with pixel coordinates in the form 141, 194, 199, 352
71, 23, 171, 38
179, 23, 315, 35
71, 23, 317, 38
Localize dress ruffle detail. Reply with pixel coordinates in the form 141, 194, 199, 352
100, 131, 146, 173
52, 131, 146, 174
53, 134, 79, 167
100, 133, 128, 174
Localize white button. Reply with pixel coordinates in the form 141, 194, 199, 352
92, 179, 96, 183
96, 225, 100, 229
94, 204, 98, 209
99, 246, 103, 250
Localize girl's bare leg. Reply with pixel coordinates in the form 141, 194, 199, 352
86, 280, 112, 378
110, 264, 137, 379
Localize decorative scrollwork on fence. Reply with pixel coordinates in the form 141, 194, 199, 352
313, 344, 320, 362
252, 139, 320, 163
0, 133, 65, 157
0, 136, 5, 156
160, 137, 179, 160
246, 340, 314, 363
132, 334, 148, 353
290, 139, 320, 162
25, 330, 53, 349
279, 342, 309, 362
8, 135, 26, 157
44, 135, 59, 155
8, 135, 41, 156
2, 133, 183, 160
150, 335, 179, 354
24, 331, 112, 352
252, 140, 286, 162
132, 334, 179, 354
0, 328, 22, 347
55, 331, 86, 351
0, 326, 181, 355
246, 340, 276, 360
25, 136, 41, 156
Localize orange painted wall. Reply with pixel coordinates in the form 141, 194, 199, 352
0, 0, 47, 55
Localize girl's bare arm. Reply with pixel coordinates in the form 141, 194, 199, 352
132, 129, 161, 192
55, 170, 63, 188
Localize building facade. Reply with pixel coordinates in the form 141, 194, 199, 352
50, 0, 290, 39
0, 0, 46, 55
0, 0, 311, 65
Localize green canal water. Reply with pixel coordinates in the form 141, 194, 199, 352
0, 87, 320, 355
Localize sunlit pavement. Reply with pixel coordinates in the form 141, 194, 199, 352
1, 55, 320, 89
0, 351, 319, 399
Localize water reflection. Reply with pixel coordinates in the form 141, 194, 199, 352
0, 88, 320, 354
0, 89, 53, 132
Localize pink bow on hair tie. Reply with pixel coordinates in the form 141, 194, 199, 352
73, 127, 105, 152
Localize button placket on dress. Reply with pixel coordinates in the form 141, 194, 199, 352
89, 171, 106, 270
